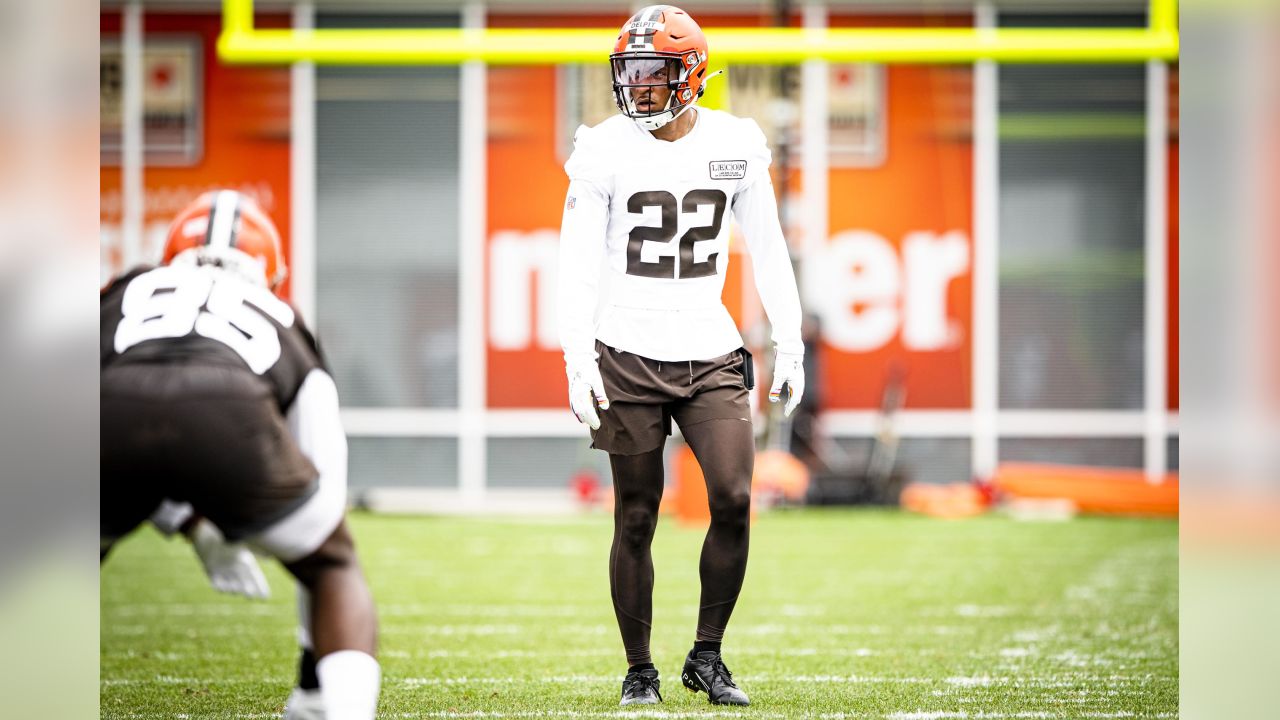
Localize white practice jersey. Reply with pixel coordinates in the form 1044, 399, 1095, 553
558, 108, 803, 363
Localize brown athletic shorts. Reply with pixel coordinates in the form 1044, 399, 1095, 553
590, 340, 755, 456
101, 362, 319, 543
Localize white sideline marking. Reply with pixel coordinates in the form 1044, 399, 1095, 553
952, 605, 1016, 618
382, 624, 615, 636
102, 673, 1171, 688
379, 603, 600, 618
399, 675, 615, 686
1011, 627, 1062, 643
109, 604, 286, 618
102, 707, 1177, 712
377, 647, 875, 660
382, 648, 618, 659
738, 624, 977, 636
946, 676, 996, 687
102, 676, 289, 686
106, 711, 1178, 720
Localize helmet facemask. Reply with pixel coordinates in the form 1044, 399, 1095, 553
611, 54, 700, 131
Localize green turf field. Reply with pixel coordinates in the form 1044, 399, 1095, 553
101, 509, 1177, 719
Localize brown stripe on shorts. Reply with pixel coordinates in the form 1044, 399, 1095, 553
589, 340, 753, 456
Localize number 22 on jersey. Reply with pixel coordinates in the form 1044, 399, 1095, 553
114, 266, 296, 374
626, 188, 727, 280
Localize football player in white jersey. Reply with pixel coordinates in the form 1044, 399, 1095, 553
557, 5, 805, 707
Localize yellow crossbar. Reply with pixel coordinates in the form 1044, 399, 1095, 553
217, 0, 1178, 65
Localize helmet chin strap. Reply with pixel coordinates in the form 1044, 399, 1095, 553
635, 102, 689, 131
630, 84, 677, 130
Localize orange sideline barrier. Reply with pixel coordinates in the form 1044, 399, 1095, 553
669, 445, 796, 526
669, 445, 712, 526
993, 463, 1178, 517
754, 449, 810, 503
900, 482, 989, 518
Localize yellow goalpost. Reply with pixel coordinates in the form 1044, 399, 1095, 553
216, 0, 1178, 66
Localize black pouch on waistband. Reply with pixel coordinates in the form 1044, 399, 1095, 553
736, 347, 755, 390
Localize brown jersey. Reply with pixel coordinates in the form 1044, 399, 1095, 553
100, 265, 326, 413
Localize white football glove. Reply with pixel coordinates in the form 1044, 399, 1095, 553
149, 499, 195, 536
565, 354, 611, 430
189, 518, 271, 600
769, 350, 806, 418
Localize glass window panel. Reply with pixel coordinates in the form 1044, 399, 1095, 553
487, 437, 611, 489
999, 437, 1144, 469
997, 14, 1148, 410
993, 64, 1146, 407
831, 437, 972, 486
348, 437, 458, 490
315, 14, 461, 408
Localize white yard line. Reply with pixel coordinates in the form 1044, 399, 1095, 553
104, 707, 1172, 712
373, 647, 875, 659
103, 673, 1170, 688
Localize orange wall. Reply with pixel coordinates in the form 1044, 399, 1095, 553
820, 62, 973, 408
100, 12, 293, 298
486, 14, 623, 408
486, 64, 571, 407
817, 14, 974, 409
1168, 137, 1179, 411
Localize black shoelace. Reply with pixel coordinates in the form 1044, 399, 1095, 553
627, 673, 662, 701
710, 658, 737, 688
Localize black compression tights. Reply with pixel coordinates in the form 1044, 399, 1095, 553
608, 418, 755, 666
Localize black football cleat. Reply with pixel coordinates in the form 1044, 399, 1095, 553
619, 667, 662, 706
681, 650, 750, 706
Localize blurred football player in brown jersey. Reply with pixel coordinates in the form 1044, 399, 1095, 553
101, 191, 378, 720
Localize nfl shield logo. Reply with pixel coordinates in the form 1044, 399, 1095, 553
567, 196, 576, 210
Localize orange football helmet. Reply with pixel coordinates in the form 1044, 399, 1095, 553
610, 5, 710, 131
161, 190, 288, 291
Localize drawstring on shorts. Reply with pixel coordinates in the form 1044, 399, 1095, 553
655, 359, 695, 385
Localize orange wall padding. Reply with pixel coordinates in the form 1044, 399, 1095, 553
994, 463, 1178, 517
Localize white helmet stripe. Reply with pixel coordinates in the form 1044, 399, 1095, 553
205, 190, 242, 250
